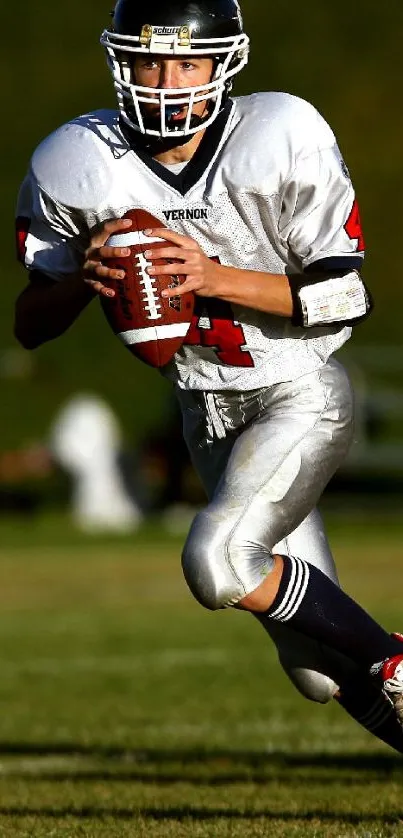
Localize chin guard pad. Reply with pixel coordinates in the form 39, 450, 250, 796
288, 269, 372, 328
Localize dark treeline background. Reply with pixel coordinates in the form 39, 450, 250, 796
2, 0, 402, 449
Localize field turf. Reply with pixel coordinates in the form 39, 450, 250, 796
0, 512, 402, 837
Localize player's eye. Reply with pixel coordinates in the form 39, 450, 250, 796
136, 58, 159, 70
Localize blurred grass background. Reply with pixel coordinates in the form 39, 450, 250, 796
1, 0, 403, 450
0, 515, 402, 836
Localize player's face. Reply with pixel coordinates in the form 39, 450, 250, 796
132, 56, 214, 123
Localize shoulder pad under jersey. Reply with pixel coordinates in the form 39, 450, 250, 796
230, 92, 336, 176
31, 109, 129, 210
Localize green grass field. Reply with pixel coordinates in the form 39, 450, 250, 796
0, 512, 402, 837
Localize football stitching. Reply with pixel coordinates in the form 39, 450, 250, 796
136, 251, 162, 321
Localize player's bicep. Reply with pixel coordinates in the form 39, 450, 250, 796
279, 145, 372, 327
280, 145, 365, 270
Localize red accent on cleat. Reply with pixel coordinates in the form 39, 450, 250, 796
383, 655, 403, 681
382, 654, 403, 730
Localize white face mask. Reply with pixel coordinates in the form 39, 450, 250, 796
100, 26, 249, 137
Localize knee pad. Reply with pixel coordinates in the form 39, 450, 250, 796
181, 510, 242, 610
182, 507, 274, 610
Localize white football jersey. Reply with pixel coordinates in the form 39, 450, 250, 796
16, 92, 365, 391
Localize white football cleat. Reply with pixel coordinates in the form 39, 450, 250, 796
382, 655, 403, 727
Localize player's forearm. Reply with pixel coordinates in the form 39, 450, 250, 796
14, 273, 96, 349
214, 266, 293, 317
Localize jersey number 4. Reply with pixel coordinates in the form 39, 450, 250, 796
184, 298, 254, 367
344, 200, 365, 251
184, 256, 254, 367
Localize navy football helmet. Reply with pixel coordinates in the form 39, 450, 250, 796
100, 0, 249, 137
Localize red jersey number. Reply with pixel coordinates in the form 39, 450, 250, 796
344, 200, 365, 252
184, 255, 254, 367
184, 297, 254, 367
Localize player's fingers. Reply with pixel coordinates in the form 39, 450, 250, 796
84, 243, 130, 265
84, 278, 115, 298
90, 217, 133, 248
147, 261, 189, 276
84, 260, 125, 282
144, 246, 186, 262
161, 278, 200, 297
144, 228, 199, 250
98, 245, 131, 260
94, 263, 126, 280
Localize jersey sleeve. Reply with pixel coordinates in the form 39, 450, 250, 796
279, 135, 365, 273
15, 170, 88, 281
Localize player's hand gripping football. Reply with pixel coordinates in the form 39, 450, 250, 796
144, 228, 223, 298
82, 217, 133, 297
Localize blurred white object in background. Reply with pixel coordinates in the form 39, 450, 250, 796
49, 393, 142, 532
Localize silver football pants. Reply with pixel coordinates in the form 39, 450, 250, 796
177, 358, 356, 703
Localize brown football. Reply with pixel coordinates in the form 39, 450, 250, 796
100, 208, 194, 367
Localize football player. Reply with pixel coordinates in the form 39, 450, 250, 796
14, 0, 403, 752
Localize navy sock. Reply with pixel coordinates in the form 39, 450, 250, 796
337, 672, 403, 753
265, 555, 402, 668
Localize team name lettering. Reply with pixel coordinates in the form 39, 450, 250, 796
162, 209, 209, 221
